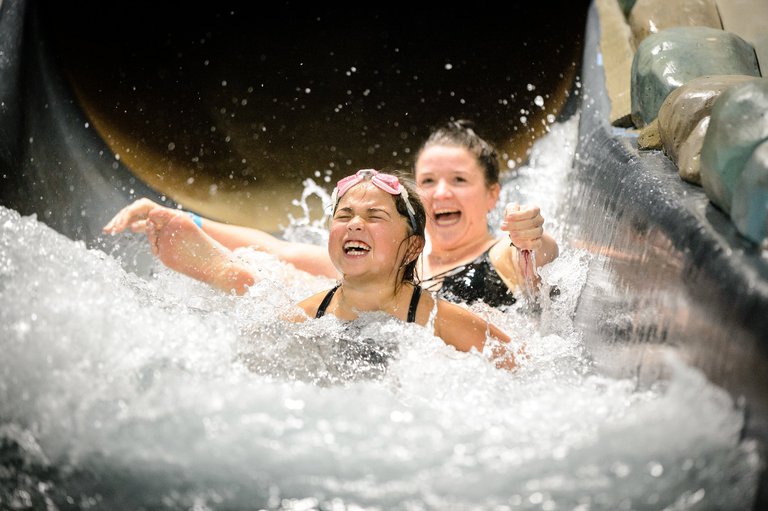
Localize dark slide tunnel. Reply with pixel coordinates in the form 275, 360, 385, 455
0, 0, 589, 239
4, 0, 768, 508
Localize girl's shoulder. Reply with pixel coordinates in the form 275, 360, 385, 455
435, 298, 480, 323
413, 286, 437, 325
432, 298, 490, 352
291, 287, 338, 321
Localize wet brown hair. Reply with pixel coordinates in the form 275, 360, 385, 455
390, 171, 426, 284
416, 119, 501, 187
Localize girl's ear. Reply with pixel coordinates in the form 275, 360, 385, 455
405, 235, 425, 264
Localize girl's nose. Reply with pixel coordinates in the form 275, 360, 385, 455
347, 215, 364, 230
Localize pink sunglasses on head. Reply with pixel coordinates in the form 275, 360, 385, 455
331, 169, 418, 230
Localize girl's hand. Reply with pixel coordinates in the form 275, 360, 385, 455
102, 198, 169, 235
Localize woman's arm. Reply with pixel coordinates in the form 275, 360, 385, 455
103, 198, 338, 278
492, 203, 560, 290
500, 203, 559, 266
191, 217, 338, 278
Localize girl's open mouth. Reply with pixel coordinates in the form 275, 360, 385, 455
343, 241, 371, 255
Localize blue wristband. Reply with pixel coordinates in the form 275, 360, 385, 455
187, 211, 203, 228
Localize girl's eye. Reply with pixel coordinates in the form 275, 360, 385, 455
419, 178, 434, 186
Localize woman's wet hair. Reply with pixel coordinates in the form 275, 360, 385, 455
417, 119, 501, 187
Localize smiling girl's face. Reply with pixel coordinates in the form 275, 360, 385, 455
328, 182, 415, 282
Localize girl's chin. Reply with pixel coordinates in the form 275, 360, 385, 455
338, 262, 399, 280
337, 258, 373, 272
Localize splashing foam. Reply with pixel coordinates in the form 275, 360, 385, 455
0, 115, 762, 509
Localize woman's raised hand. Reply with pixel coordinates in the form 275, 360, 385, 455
499, 203, 545, 252
102, 198, 171, 235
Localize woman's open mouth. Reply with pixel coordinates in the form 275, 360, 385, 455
434, 208, 462, 227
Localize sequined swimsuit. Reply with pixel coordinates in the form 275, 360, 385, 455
421, 244, 516, 308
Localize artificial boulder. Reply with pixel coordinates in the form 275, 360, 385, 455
731, 140, 768, 245
638, 119, 662, 150
656, 75, 758, 184
700, 79, 768, 213
676, 116, 709, 185
628, 0, 721, 48
631, 26, 760, 128
618, 0, 637, 17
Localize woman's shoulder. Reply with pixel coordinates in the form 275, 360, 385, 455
488, 237, 518, 290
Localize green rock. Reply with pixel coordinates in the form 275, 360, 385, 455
731, 140, 768, 244
700, 79, 768, 213
630, 27, 761, 127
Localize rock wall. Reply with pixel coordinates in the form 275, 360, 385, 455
564, 3, 768, 505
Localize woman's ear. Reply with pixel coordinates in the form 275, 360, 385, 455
487, 182, 501, 211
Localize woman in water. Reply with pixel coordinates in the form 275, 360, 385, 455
414, 120, 558, 306
104, 121, 558, 307
135, 168, 517, 369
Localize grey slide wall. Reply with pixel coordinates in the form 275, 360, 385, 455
1, 0, 767, 505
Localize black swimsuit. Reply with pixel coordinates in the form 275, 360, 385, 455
313, 284, 420, 379
421, 244, 516, 308
315, 284, 422, 322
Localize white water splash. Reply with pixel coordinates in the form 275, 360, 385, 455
0, 116, 762, 510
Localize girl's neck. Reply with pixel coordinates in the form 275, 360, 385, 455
336, 277, 408, 317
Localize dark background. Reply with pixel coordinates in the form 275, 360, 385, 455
26, 0, 591, 227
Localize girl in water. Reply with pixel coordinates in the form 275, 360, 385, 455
133, 169, 517, 369
104, 121, 558, 308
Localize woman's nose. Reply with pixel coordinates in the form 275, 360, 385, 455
434, 179, 452, 198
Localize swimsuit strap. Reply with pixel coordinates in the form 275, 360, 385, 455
315, 284, 340, 318
316, 283, 420, 322
407, 285, 422, 323
421, 240, 501, 286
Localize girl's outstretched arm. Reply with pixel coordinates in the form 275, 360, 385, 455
103, 198, 338, 278
143, 208, 257, 295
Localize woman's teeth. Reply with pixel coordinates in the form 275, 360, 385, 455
434, 209, 461, 225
